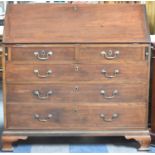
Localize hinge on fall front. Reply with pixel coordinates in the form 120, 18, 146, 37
5, 52, 8, 57
145, 47, 149, 61
4, 47, 8, 61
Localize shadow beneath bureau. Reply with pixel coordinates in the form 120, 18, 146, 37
1, 136, 140, 152
0, 130, 151, 152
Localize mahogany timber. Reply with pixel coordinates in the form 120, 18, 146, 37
125, 135, 151, 151
1, 136, 27, 151
11, 46, 76, 62
6, 63, 148, 83
10, 46, 145, 62
6, 104, 147, 130
3, 4, 150, 44
1, 4, 151, 151
7, 83, 147, 103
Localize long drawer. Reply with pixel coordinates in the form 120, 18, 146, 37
6, 63, 148, 83
10, 46, 145, 62
6, 104, 147, 130
7, 83, 147, 104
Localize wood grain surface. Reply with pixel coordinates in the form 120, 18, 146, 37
7, 83, 147, 104
3, 4, 150, 44
6, 63, 148, 83
6, 103, 147, 130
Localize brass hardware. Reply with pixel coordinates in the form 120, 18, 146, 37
34, 50, 53, 61
0, 51, 3, 57
73, 5, 78, 11
73, 109, 78, 112
34, 69, 52, 78
33, 90, 53, 100
100, 50, 120, 60
145, 47, 149, 61
151, 45, 155, 50
100, 113, 119, 122
0, 67, 3, 72
74, 85, 79, 91
34, 113, 53, 122
101, 69, 119, 78
1, 52, 8, 59
100, 89, 118, 99
74, 65, 79, 72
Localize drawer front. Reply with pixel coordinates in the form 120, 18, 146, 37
10, 46, 146, 62
10, 47, 75, 61
6, 63, 148, 83
6, 104, 147, 130
79, 46, 145, 62
7, 84, 147, 103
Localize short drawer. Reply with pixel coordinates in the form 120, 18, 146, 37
6, 63, 148, 83
79, 46, 146, 62
6, 104, 147, 130
10, 46, 75, 62
7, 83, 147, 104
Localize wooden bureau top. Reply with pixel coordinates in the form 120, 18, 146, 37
3, 4, 150, 44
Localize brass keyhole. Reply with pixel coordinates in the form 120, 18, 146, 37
73, 109, 78, 112
75, 65, 79, 72
74, 85, 79, 91
73, 5, 78, 11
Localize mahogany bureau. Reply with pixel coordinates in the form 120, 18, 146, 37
1, 3, 151, 151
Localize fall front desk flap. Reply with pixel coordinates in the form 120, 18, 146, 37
3, 4, 150, 44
